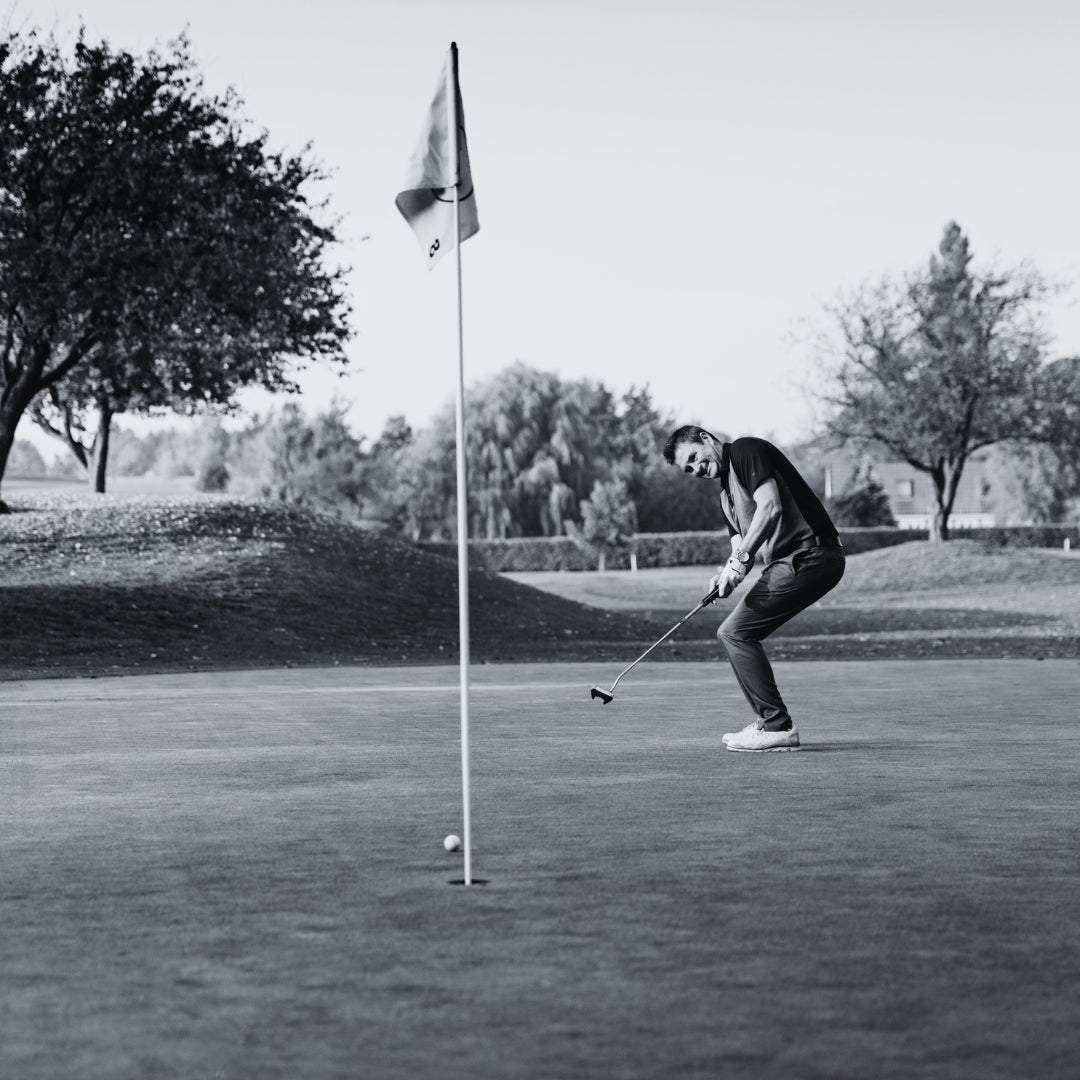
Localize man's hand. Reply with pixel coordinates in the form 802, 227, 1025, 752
709, 555, 747, 599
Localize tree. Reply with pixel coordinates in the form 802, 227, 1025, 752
362, 366, 738, 541
810, 223, 1076, 540
579, 479, 638, 571
827, 460, 897, 527
193, 419, 230, 493
985, 440, 1080, 524
397, 415, 459, 540
463, 364, 618, 538
227, 402, 365, 516
6, 439, 48, 475
0, 28, 350, 505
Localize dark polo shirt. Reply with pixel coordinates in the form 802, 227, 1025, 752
721, 437, 840, 564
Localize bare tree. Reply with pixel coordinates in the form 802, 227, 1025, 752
809, 223, 1071, 540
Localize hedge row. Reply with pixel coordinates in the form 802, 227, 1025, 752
947, 523, 1080, 549
419, 524, 1079, 572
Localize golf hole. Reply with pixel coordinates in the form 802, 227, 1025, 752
449, 878, 489, 886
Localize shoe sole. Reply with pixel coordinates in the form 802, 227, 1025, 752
726, 744, 800, 753
723, 730, 796, 747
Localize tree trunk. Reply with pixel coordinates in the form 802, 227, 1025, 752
88, 404, 113, 494
930, 502, 949, 542
0, 404, 17, 513
0, 382, 39, 512
929, 458, 965, 542
928, 463, 947, 542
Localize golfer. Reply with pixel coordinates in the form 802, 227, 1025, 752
663, 427, 845, 752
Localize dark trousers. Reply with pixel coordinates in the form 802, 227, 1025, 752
718, 547, 845, 728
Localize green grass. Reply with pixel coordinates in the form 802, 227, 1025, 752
4, 661, 1079, 1079
4, 494, 1080, 1077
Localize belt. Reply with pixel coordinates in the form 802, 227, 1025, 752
807, 535, 844, 551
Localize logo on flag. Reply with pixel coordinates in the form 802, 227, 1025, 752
396, 43, 479, 269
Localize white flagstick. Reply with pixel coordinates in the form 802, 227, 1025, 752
447, 43, 473, 886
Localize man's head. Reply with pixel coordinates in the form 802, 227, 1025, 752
663, 425, 724, 480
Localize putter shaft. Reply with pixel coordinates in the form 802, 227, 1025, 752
590, 587, 718, 703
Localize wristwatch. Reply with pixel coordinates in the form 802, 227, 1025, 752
734, 549, 751, 566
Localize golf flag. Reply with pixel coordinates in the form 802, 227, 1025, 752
396, 42, 479, 268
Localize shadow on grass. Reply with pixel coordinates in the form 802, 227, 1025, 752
0, 574, 667, 679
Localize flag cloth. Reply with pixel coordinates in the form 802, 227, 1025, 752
395, 43, 479, 269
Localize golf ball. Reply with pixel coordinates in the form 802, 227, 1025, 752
443, 834, 462, 852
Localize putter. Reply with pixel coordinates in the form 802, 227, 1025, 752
590, 586, 720, 704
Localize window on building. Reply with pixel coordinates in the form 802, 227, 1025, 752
897, 479, 914, 498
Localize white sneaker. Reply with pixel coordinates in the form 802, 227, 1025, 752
721, 719, 764, 746
724, 719, 800, 753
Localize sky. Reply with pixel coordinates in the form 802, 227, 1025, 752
8, 0, 1080, 456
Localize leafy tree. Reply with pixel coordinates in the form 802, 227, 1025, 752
227, 402, 365, 516
389, 411, 459, 540
468, 364, 618, 538
358, 415, 416, 532
985, 441, 1080, 524
579, 479, 638, 570
6, 439, 48, 475
365, 367, 738, 540
370, 415, 413, 457
1034, 355, 1080, 453
107, 426, 168, 477
193, 419, 230, 493
600, 384, 732, 532
810, 223, 1077, 540
0, 28, 350, 506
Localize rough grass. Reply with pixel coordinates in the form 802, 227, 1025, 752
3, 493, 1079, 680
510, 540, 1080, 661
838, 536, 1080, 591
0, 494, 663, 679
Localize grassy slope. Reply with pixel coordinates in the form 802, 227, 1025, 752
3, 496, 1079, 679
511, 539, 1080, 660
0, 497, 661, 680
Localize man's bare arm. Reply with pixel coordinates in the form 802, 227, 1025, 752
737, 478, 782, 561
710, 479, 782, 597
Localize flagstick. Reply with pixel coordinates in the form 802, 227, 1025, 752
453, 186, 472, 887
448, 43, 473, 887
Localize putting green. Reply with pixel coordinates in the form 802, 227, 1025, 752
3, 660, 1078, 1079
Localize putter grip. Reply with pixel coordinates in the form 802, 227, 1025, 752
704, 586, 720, 604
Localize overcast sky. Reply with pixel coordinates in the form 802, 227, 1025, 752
10, 0, 1080, 452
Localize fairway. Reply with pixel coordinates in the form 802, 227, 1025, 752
3, 660, 1079, 1079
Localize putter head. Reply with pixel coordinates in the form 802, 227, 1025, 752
590, 686, 614, 704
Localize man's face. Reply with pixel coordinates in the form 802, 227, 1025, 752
673, 434, 721, 480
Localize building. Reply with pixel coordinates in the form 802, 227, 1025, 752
823, 451, 996, 529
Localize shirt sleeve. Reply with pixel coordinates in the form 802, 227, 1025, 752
729, 438, 777, 497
